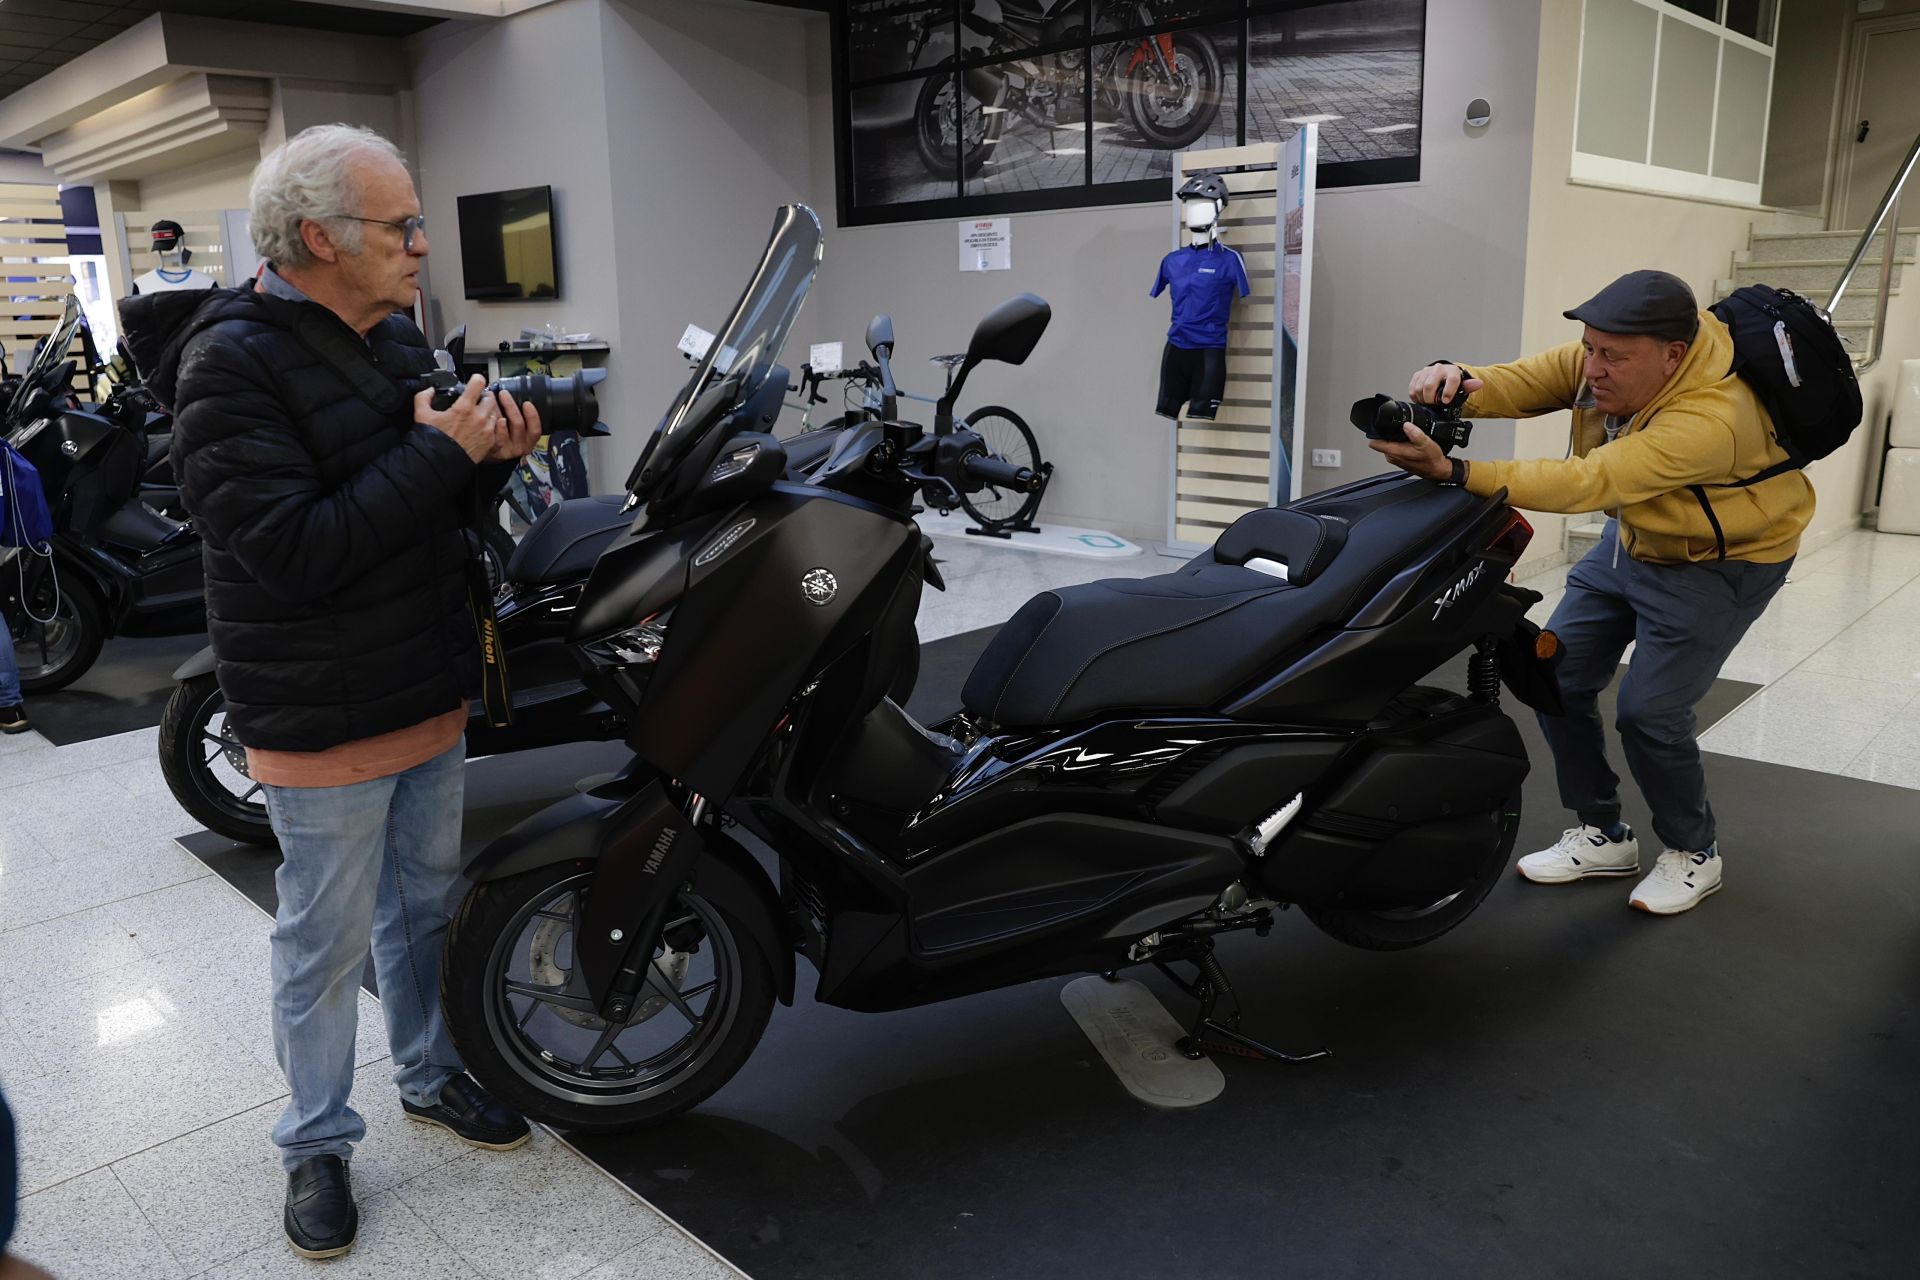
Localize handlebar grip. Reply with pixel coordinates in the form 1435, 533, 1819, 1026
963, 452, 1041, 493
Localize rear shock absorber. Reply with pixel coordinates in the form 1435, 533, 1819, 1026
1468, 639, 1500, 704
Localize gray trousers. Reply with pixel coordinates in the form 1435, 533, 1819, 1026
1540, 521, 1790, 853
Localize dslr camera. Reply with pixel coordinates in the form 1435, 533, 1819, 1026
1349, 393, 1473, 453
429, 367, 607, 437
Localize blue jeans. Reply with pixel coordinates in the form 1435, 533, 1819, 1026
0, 617, 21, 705
262, 741, 467, 1170
1541, 523, 1790, 852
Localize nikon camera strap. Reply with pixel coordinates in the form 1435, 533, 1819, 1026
251, 291, 515, 727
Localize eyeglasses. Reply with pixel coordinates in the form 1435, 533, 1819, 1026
324, 213, 427, 252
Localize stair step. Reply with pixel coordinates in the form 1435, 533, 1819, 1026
1747, 228, 1918, 263
1731, 261, 1904, 294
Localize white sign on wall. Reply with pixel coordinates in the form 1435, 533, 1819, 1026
959, 218, 1011, 272
809, 341, 844, 373
677, 323, 716, 361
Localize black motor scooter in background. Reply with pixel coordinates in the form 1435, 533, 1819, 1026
1, 297, 204, 694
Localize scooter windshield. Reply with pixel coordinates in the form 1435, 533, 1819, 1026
626, 204, 823, 506
6, 294, 83, 426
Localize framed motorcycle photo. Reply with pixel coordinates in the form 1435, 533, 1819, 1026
834, 0, 1427, 225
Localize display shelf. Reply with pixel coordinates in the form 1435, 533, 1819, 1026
1166, 140, 1295, 552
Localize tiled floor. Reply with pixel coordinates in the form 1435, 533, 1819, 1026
4, 524, 1918, 1278
1516, 528, 1920, 786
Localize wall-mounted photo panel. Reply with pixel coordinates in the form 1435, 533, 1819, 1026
1244, 0, 1424, 187
848, 74, 963, 209
838, 1, 1426, 223
1089, 21, 1240, 187
963, 55, 1091, 198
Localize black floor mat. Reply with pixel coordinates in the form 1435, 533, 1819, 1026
25, 631, 207, 745
178, 635, 1920, 1279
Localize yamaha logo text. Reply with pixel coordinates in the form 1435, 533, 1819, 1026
641, 827, 677, 876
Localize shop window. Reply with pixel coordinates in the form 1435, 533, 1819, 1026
1571, 0, 1779, 204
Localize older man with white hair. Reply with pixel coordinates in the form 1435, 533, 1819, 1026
145, 124, 539, 1260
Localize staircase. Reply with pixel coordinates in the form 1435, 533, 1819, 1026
1565, 224, 1920, 560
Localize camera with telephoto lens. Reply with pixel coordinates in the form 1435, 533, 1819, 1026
1348, 393, 1474, 453
429, 369, 604, 435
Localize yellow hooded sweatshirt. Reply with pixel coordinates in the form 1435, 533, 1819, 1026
1458, 309, 1815, 565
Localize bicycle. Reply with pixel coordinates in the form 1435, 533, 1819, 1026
788, 355, 1051, 537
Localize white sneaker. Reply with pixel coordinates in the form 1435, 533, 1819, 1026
1516, 824, 1640, 884
1630, 847, 1722, 915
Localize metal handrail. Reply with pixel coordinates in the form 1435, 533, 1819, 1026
1827, 128, 1920, 373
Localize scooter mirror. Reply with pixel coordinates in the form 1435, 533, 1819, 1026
964, 293, 1051, 369
443, 324, 467, 366
866, 313, 894, 358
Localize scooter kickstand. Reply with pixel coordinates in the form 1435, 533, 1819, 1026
1154, 946, 1329, 1065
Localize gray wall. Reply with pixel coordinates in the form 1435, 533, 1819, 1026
597, 0, 815, 486
410, 0, 627, 475
410, 0, 816, 490
799, 1, 1541, 541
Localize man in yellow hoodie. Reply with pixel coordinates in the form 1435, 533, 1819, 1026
1370, 269, 1814, 916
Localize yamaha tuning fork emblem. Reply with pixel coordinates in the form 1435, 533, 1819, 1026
801, 568, 838, 606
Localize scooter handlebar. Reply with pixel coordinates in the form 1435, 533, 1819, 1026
963, 451, 1041, 493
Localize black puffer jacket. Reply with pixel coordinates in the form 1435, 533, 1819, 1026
144, 288, 500, 752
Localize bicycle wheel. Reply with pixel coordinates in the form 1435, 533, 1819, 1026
958, 406, 1043, 531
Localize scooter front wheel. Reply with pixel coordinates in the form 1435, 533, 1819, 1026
9, 574, 105, 694
443, 859, 776, 1132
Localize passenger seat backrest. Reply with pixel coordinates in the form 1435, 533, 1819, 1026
1213, 508, 1347, 584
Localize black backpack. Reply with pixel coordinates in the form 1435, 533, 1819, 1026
1707, 284, 1862, 487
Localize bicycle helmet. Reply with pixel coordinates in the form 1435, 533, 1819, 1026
1175, 173, 1230, 206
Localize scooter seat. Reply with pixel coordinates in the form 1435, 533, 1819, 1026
505, 495, 633, 587
961, 479, 1487, 727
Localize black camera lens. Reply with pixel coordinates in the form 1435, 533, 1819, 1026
493, 372, 598, 436
1348, 393, 1473, 452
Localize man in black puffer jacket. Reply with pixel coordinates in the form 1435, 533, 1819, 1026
151, 124, 539, 1261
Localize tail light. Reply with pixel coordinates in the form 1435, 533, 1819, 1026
1489, 511, 1532, 561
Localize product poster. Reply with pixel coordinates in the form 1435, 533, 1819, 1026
839, 0, 1423, 224
1278, 123, 1317, 502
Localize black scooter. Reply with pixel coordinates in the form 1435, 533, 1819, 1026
158, 493, 638, 844
437, 206, 1560, 1133
157, 358, 934, 846
1, 299, 204, 693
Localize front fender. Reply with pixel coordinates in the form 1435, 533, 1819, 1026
462, 787, 797, 1006
172, 643, 217, 681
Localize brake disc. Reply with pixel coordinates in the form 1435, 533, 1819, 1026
526, 917, 690, 1030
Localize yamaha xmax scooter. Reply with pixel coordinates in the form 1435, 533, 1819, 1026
440, 205, 1561, 1131
158, 346, 939, 847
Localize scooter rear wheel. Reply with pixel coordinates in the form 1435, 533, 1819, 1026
443, 858, 776, 1132
1302, 789, 1522, 952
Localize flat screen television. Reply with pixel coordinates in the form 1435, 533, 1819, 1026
456, 185, 558, 301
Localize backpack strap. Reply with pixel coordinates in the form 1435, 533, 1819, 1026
249, 292, 407, 416
1686, 484, 1728, 562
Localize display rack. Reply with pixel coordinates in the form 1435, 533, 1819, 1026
1166, 142, 1284, 552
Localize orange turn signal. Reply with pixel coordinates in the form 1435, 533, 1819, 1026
1536, 630, 1560, 660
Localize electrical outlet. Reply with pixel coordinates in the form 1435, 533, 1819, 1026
1311, 448, 1342, 468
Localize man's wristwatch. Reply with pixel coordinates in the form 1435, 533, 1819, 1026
1438, 457, 1469, 487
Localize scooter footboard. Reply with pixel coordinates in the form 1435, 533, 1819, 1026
1256, 699, 1528, 911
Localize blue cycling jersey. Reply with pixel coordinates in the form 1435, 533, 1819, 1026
1149, 242, 1251, 349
